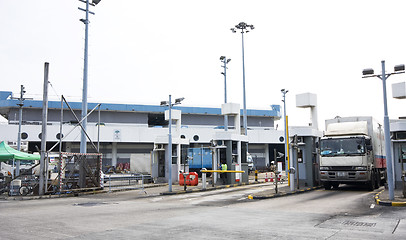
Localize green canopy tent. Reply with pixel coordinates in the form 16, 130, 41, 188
0, 141, 40, 161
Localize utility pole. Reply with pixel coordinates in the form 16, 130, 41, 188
39, 62, 49, 195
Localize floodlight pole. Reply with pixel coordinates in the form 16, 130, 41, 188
78, 0, 99, 154
231, 22, 254, 136
79, 0, 90, 154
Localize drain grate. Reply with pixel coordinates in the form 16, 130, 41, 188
341, 220, 376, 228
74, 202, 116, 207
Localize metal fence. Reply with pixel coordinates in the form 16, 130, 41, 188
103, 173, 153, 193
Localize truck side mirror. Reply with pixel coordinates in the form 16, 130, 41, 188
365, 138, 371, 146
367, 145, 373, 151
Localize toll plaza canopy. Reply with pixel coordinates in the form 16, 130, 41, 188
0, 141, 40, 161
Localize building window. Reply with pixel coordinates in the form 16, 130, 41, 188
56, 133, 64, 140
148, 113, 167, 127
21, 132, 28, 140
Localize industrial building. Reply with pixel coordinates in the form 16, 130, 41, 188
0, 90, 288, 183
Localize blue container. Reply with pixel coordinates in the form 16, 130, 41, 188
188, 148, 212, 170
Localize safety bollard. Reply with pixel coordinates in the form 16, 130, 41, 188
202, 171, 207, 190
255, 170, 258, 182
108, 175, 111, 193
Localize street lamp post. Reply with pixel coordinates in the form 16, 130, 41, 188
231, 22, 254, 136
11, 85, 31, 176
161, 96, 184, 192
220, 56, 231, 131
362, 60, 405, 201
281, 89, 292, 190
78, 0, 100, 154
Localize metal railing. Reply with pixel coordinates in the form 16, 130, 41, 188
103, 173, 152, 193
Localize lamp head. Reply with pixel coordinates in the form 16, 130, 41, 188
175, 97, 185, 104
394, 64, 405, 72
220, 56, 225, 61
362, 68, 374, 76
226, 59, 231, 63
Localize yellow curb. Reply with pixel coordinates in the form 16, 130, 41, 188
392, 202, 406, 207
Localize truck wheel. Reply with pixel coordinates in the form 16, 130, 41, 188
367, 173, 375, 191
324, 183, 332, 190
332, 183, 339, 189
374, 172, 380, 189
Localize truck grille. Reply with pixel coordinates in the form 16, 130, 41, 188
330, 166, 354, 171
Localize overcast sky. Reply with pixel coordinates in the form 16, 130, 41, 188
1, 0, 406, 129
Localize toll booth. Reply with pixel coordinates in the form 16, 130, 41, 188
289, 127, 322, 187
211, 134, 249, 185
151, 109, 189, 183
209, 102, 249, 185
390, 120, 406, 191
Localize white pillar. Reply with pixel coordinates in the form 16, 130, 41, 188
112, 142, 117, 167
264, 144, 269, 166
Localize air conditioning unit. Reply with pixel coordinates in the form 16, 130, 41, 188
211, 140, 226, 148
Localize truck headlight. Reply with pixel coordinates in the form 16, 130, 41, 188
354, 166, 367, 171
320, 167, 329, 170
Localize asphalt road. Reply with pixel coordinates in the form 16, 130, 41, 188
0, 183, 405, 239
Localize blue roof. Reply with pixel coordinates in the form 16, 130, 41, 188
0, 91, 281, 118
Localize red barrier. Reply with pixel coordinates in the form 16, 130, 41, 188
179, 173, 185, 186
179, 172, 199, 186
186, 172, 198, 186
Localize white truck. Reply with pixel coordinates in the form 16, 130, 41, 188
319, 117, 386, 190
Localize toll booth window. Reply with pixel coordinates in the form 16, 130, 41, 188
401, 146, 406, 163
181, 145, 188, 164
241, 142, 247, 163
172, 145, 177, 164
232, 141, 238, 155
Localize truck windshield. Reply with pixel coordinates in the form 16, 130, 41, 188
320, 137, 366, 156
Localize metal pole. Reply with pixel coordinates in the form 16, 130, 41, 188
241, 31, 247, 136
168, 95, 173, 192
59, 96, 63, 193
223, 58, 228, 132
282, 91, 288, 181
287, 116, 294, 191
80, 0, 90, 154
39, 62, 49, 195
381, 60, 395, 200
16, 85, 24, 176
97, 104, 100, 152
